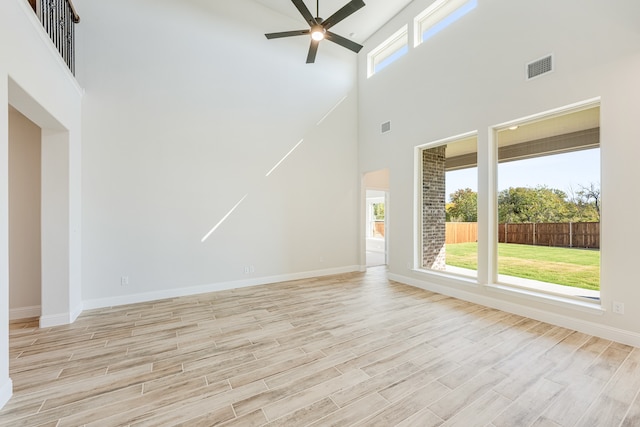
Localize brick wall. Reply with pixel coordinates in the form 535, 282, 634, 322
422, 146, 446, 270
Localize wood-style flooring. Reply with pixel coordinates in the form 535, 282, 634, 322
1, 267, 640, 426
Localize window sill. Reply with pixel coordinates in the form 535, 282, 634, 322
497, 274, 600, 300
411, 267, 478, 287
410, 268, 604, 316
487, 283, 604, 316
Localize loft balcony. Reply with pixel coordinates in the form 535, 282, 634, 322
27, 0, 80, 74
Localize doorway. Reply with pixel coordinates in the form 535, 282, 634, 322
8, 107, 42, 320
6, 76, 81, 328
366, 190, 386, 266
363, 169, 389, 268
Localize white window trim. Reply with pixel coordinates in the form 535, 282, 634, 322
413, 130, 478, 271
414, 0, 477, 47
489, 98, 602, 302
413, 98, 603, 312
367, 25, 408, 78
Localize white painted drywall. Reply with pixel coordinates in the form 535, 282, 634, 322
363, 168, 390, 191
0, 69, 10, 411
8, 108, 41, 318
76, 0, 359, 305
358, 0, 640, 343
0, 0, 83, 408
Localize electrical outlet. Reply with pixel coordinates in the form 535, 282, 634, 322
249, 265, 255, 273
613, 301, 625, 315
243, 266, 250, 274
121, 276, 129, 286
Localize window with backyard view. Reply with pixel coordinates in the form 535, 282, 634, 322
421, 134, 478, 278
420, 103, 601, 301
495, 105, 600, 299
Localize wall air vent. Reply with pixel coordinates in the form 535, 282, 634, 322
381, 121, 391, 134
527, 54, 553, 80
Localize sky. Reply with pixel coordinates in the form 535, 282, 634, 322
445, 148, 600, 201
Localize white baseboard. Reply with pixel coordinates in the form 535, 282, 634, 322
0, 378, 12, 410
83, 266, 360, 310
389, 272, 640, 348
70, 302, 83, 323
40, 301, 85, 328
9, 305, 40, 321
40, 312, 72, 328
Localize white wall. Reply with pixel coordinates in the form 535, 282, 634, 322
0, 67, 10, 411
76, 0, 360, 307
363, 168, 389, 191
8, 108, 41, 319
358, 0, 640, 345
0, 0, 83, 409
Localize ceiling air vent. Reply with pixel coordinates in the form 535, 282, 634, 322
381, 121, 391, 134
527, 54, 553, 80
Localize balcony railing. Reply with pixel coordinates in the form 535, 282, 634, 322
34, 0, 80, 75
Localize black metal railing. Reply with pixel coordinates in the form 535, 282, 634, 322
38, 0, 80, 75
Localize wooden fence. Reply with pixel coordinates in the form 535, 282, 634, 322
446, 222, 478, 245
373, 221, 385, 238
447, 222, 600, 249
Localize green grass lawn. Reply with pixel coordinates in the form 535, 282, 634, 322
446, 242, 600, 291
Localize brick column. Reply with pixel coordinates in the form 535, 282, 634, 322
422, 146, 446, 270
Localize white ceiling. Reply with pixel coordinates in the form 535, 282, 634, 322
252, 0, 414, 43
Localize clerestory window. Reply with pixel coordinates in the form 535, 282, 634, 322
414, 0, 477, 46
367, 26, 408, 78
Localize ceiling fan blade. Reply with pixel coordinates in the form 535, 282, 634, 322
265, 29, 310, 39
306, 39, 320, 63
322, 0, 365, 30
325, 31, 363, 53
292, 0, 318, 27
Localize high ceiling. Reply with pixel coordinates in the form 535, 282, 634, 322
251, 0, 414, 43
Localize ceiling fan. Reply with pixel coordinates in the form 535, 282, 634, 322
265, 0, 366, 64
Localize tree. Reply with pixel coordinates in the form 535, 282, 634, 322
372, 202, 385, 220
577, 182, 600, 220
445, 184, 600, 224
567, 183, 600, 222
447, 188, 477, 222
498, 186, 571, 223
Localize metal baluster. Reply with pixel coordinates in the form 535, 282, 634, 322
42, 0, 49, 38
63, 1, 69, 69
61, 0, 66, 67
52, 0, 56, 54
70, 8, 75, 74
57, 0, 63, 62
58, 1, 64, 70
66, 1, 73, 73
36, 0, 79, 75
64, 0, 68, 70
41, 1, 46, 37
51, 0, 57, 55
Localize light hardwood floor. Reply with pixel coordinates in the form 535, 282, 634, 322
1, 267, 639, 426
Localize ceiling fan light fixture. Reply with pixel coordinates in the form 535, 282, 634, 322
311, 26, 326, 41
264, 0, 366, 63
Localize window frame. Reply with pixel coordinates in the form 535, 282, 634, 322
413, 0, 477, 47
412, 98, 604, 313
491, 104, 601, 302
414, 131, 478, 278
367, 25, 409, 78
